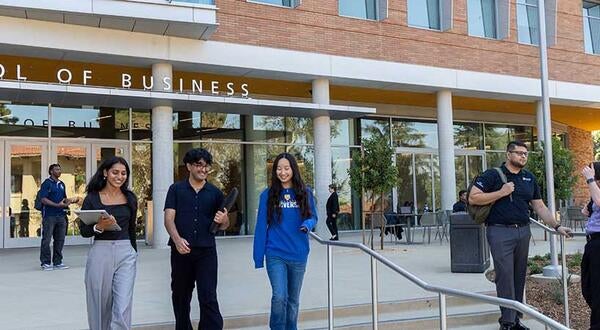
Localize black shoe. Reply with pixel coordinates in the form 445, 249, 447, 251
498, 322, 514, 330
513, 320, 530, 330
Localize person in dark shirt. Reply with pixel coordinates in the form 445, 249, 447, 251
79, 157, 138, 330
326, 184, 340, 240
39, 164, 75, 271
452, 190, 467, 212
164, 148, 229, 330
19, 199, 30, 238
469, 141, 571, 330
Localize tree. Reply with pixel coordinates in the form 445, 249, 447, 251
527, 137, 577, 203
593, 130, 600, 161
348, 134, 398, 249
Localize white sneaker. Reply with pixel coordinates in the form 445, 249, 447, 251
41, 264, 53, 271
53, 263, 69, 270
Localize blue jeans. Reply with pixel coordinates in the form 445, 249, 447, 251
266, 256, 307, 330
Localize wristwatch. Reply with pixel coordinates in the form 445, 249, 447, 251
93, 224, 103, 234
587, 177, 595, 184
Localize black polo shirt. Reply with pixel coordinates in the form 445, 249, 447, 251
164, 180, 224, 248
473, 163, 541, 225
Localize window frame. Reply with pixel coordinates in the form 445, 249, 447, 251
516, 0, 540, 46
467, 0, 499, 40
583, 0, 600, 55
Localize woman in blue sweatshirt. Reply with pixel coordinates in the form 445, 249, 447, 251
253, 152, 318, 330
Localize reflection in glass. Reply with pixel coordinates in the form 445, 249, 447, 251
339, 0, 377, 20
454, 122, 483, 149
244, 144, 286, 234
285, 117, 313, 144
484, 124, 532, 150
486, 151, 505, 168
331, 119, 355, 146
331, 147, 357, 230
96, 147, 126, 169
57, 146, 87, 236
584, 1, 600, 54
360, 118, 390, 141
396, 153, 415, 211
516, 0, 539, 45
468, 0, 497, 38
455, 155, 467, 192
11, 145, 42, 238
433, 155, 440, 211
408, 0, 441, 30
468, 155, 483, 186
51, 106, 129, 139
392, 120, 438, 148
415, 154, 433, 213
0, 104, 48, 137
286, 145, 314, 189
132, 143, 152, 240
173, 111, 241, 140
131, 109, 151, 141
250, 0, 292, 6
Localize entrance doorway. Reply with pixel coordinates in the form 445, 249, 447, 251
2, 139, 129, 248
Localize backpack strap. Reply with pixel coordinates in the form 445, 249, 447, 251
493, 167, 513, 202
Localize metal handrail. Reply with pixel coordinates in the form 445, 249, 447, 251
309, 229, 570, 330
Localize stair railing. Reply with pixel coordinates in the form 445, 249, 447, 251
309, 228, 570, 330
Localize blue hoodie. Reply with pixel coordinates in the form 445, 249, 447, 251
253, 187, 318, 269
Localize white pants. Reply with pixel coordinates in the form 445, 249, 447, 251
85, 240, 137, 330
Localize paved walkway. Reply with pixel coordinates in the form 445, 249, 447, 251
0, 227, 587, 329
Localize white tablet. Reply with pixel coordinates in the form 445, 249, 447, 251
75, 210, 121, 231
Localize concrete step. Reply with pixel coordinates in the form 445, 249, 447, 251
134, 292, 501, 330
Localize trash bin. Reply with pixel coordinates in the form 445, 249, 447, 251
450, 213, 490, 273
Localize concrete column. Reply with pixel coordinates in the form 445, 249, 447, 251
536, 101, 544, 144
151, 63, 174, 248
437, 90, 457, 211
312, 79, 332, 237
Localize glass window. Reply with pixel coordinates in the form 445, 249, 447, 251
408, 0, 441, 30
454, 122, 483, 149
517, 0, 539, 45
331, 147, 359, 230
584, 1, 600, 54
285, 117, 313, 144
286, 145, 314, 188
0, 103, 48, 137
392, 120, 438, 148
172, 0, 214, 4
173, 111, 241, 140
51, 106, 129, 139
339, 0, 377, 20
468, 0, 497, 38
415, 154, 434, 213
250, 0, 293, 7
331, 119, 356, 146
486, 151, 505, 168
360, 118, 390, 141
132, 143, 152, 240
396, 153, 415, 212
484, 124, 532, 150
131, 109, 151, 141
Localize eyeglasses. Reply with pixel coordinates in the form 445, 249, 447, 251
509, 151, 529, 157
191, 162, 211, 171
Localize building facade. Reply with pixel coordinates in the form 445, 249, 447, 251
0, 0, 597, 248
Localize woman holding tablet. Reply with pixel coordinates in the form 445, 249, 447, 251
78, 156, 138, 330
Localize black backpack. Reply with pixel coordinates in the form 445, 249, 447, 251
466, 167, 512, 224
34, 179, 51, 211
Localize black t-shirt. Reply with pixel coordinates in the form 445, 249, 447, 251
164, 180, 224, 248
452, 201, 467, 212
473, 163, 541, 225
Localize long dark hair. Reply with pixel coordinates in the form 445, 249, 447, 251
86, 157, 132, 194
587, 162, 600, 215
267, 153, 312, 225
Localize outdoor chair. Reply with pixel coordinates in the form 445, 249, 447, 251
565, 206, 587, 232
433, 210, 450, 244
420, 212, 439, 244
366, 212, 393, 246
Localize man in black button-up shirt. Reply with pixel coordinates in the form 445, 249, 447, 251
164, 148, 229, 330
469, 141, 571, 330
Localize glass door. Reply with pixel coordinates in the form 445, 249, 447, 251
91, 143, 129, 174
3, 141, 47, 248
51, 143, 92, 245
455, 150, 486, 193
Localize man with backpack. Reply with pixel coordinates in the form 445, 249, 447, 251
468, 141, 572, 330
38, 164, 74, 271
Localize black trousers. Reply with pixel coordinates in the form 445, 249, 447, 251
326, 216, 338, 237
171, 246, 223, 330
582, 237, 600, 330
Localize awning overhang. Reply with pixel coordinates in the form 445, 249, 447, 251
0, 80, 376, 119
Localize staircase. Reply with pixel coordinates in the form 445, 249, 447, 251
134, 291, 541, 330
